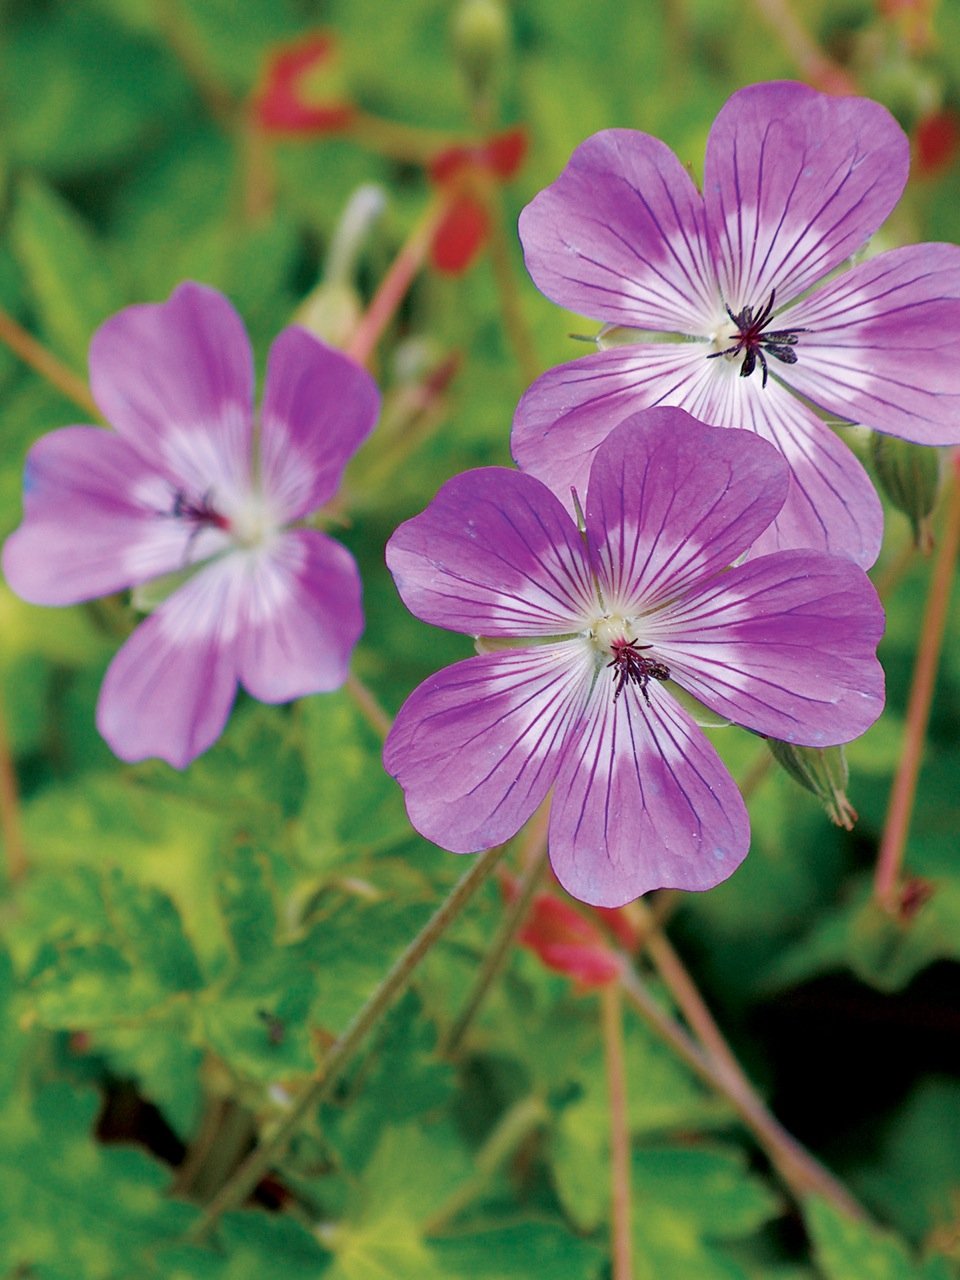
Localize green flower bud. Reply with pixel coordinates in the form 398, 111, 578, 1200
869, 432, 942, 552
451, 0, 509, 102
766, 740, 857, 830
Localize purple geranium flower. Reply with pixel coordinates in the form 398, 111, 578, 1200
514, 81, 960, 568
384, 408, 884, 907
2, 282, 379, 767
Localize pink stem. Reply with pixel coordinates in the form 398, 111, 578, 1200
874, 455, 960, 912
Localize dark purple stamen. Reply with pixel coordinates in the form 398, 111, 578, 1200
169, 488, 230, 531
607, 638, 670, 706
706, 290, 806, 388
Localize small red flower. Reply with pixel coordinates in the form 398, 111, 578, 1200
253, 32, 356, 135
502, 871, 624, 989
915, 109, 960, 176
428, 127, 528, 274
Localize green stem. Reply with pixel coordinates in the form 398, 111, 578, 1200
186, 841, 507, 1241
484, 185, 541, 387
344, 671, 392, 741
441, 812, 549, 1055
423, 1093, 548, 1234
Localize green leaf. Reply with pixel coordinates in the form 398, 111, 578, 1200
852, 1078, 960, 1246
804, 1197, 954, 1280
297, 689, 412, 870
6, 4, 188, 176
0, 1083, 194, 1279
10, 177, 127, 367
432, 1221, 604, 1280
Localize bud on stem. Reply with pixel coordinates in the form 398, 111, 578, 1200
766, 740, 857, 830
869, 432, 942, 553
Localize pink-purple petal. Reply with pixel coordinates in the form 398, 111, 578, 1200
518, 129, 718, 333
704, 82, 909, 309
1, 426, 227, 605
258, 328, 380, 522
383, 644, 594, 852
511, 344, 717, 508
386, 468, 596, 637
237, 530, 362, 702
585, 410, 788, 609
549, 681, 749, 907
777, 244, 960, 445
725, 375, 884, 568
88, 282, 254, 500
96, 556, 246, 768
650, 551, 885, 745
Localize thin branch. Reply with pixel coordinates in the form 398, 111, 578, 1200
186, 841, 507, 1241
874, 457, 960, 912
628, 907, 868, 1220
346, 196, 447, 369
0, 690, 27, 884
0, 307, 99, 417
441, 808, 550, 1056
344, 671, 392, 741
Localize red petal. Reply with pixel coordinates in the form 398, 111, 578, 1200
254, 30, 355, 135
430, 194, 489, 274
429, 144, 474, 184
484, 127, 528, 180
916, 109, 960, 175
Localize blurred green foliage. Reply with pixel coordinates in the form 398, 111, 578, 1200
1, 0, 960, 1276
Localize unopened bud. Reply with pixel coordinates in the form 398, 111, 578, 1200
451, 0, 509, 101
869, 432, 942, 552
766, 740, 857, 830
293, 280, 361, 347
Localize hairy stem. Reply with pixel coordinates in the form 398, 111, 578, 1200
602, 982, 633, 1280
0, 307, 99, 417
875, 457, 960, 912
186, 841, 506, 1240
629, 908, 867, 1219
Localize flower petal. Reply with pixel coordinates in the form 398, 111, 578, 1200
519, 129, 717, 332
512, 343, 717, 508
585, 410, 788, 609
650, 551, 885, 745
716, 372, 884, 568
89, 282, 254, 501
704, 82, 909, 308
237, 529, 362, 702
96, 556, 246, 767
549, 681, 749, 907
777, 244, 960, 445
2, 426, 229, 605
258, 328, 380, 521
386, 468, 596, 636
383, 644, 593, 852
511, 342, 883, 566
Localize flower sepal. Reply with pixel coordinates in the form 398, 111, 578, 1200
869, 432, 942, 552
766, 739, 857, 830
